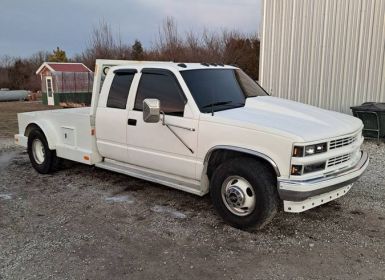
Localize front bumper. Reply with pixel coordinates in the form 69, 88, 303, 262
278, 151, 369, 211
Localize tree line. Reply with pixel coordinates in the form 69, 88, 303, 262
0, 17, 260, 91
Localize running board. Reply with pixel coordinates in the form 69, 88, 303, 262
95, 159, 204, 196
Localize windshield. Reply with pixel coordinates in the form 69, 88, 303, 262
181, 68, 267, 113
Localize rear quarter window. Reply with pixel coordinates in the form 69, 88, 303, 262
107, 72, 135, 109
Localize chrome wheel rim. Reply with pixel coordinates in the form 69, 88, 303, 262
32, 139, 45, 164
221, 176, 256, 216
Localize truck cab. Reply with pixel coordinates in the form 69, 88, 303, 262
15, 60, 369, 229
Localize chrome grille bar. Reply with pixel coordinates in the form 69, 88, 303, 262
329, 136, 356, 150
327, 154, 351, 167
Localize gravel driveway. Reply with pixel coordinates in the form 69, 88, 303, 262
0, 102, 384, 279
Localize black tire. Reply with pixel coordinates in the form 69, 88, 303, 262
27, 129, 60, 174
210, 157, 278, 229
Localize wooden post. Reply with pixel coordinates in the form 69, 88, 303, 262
74, 72, 77, 93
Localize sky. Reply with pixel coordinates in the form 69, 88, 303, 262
0, 0, 261, 58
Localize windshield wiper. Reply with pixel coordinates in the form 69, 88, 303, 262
202, 101, 245, 115
201, 101, 234, 109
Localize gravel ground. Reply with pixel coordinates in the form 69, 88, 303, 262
0, 102, 385, 279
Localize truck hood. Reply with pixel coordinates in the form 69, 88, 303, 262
212, 96, 362, 142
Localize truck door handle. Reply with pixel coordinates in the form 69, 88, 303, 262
127, 119, 137, 126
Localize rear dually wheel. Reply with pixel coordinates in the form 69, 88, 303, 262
27, 129, 60, 174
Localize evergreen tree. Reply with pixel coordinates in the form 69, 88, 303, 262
48, 47, 68, 62
131, 40, 144, 60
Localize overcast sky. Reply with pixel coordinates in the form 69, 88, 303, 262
0, 0, 261, 58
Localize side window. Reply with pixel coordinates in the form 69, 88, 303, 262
134, 72, 186, 116
106, 72, 135, 109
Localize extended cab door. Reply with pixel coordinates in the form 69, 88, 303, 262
95, 69, 137, 163
125, 68, 198, 179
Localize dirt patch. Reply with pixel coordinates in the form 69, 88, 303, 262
0, 101, 60, 139
0, 151, 17, 171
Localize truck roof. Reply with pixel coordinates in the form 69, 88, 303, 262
109, 61, 237, 71
173, 62, 237, 71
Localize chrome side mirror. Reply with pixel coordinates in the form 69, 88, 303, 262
143, 98, 161, 123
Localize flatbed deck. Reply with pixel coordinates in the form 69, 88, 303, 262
15, 106, 101, 165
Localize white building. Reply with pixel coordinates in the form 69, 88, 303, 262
259, 0, 385, 114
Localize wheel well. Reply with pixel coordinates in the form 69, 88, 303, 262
206, 149, 278, 181
24, 123, 42, 137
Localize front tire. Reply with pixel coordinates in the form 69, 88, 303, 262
27, 129, 60, 174
210, 157, 278, 229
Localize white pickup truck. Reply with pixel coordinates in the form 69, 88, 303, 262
15, 59, 369, 229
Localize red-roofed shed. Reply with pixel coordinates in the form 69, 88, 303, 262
36, 62, 93, 107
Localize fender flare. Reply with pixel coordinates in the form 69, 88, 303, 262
24, 121, 59, 150
199, 145, 281, 195
203, 144, 281, 178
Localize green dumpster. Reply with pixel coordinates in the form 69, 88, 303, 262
351, 102, 385, 139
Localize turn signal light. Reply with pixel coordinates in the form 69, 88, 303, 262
291, 162, 326, 176
291, 165, 303, 175
292, 146, 304, 157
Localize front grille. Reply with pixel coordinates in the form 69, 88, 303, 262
327, 154, 351, 167
329, 136, 356, 150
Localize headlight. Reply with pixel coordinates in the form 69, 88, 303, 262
293, 142, 327, 157
291, 162, 326, 175
305, 145, 316, 155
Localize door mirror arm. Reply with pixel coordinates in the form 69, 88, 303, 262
143, 98, 195, 154
161, 111, 194, 154
161, 111, 195, 132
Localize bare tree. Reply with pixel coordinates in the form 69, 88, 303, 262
155, 17, 184, 61
147, 17, 260, 78
28, 51, 51, 90
91, 20, 116, 58
184, 30, 204, 61
29, 51, 50, 67
0, 55, 14, 68
79, 20, 132, 68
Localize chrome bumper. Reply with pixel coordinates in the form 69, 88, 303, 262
278, 151, 369, 202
